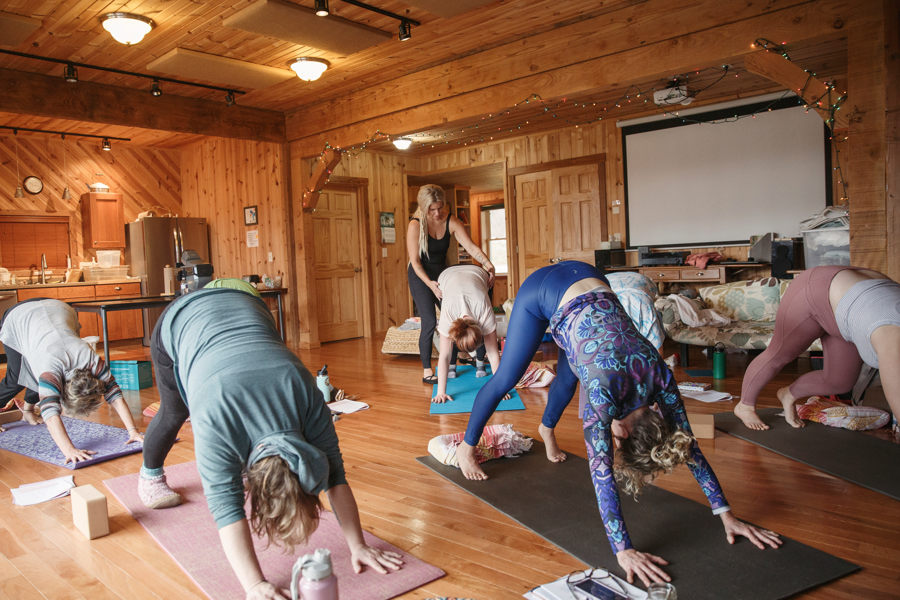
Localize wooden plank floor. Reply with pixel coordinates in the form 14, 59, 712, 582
0, 338, 898, 599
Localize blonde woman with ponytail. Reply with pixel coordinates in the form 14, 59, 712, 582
456, 261, 781, 586
407, 184, 495, 383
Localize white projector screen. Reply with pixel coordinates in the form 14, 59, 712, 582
623, 104, 828, 248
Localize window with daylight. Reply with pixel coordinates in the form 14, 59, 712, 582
480, 204, 508, 275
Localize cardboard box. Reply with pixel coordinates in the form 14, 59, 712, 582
687, 413, 715, 439
72, 485, 109, 539
110, 360, 153, 390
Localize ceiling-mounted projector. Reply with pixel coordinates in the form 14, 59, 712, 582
653, 85, 694, 106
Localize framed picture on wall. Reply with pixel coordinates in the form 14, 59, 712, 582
244, 205, 258, 226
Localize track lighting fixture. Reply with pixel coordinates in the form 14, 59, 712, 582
151, 79, 162, 97
392, 138, 412, 150
64, 64, 78, 83
101, 13, 154, 45
398, 20, 412, 42
102, 138, 111, 151
225, 92, 236, 107
289, 57, 330, 81
315, 0, 329, 17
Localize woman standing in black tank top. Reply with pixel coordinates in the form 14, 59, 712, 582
407, 184, 496, 383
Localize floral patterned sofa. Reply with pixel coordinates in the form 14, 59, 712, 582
654, 278, 821, 367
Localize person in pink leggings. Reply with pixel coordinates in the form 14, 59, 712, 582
735, 265, 900, 430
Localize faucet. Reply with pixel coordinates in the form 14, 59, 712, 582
40, 253, 47, 284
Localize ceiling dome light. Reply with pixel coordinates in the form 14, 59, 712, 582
102, 13, 154, 45
289, 57, 330, 82
398, 20, 412, 42
392, 138, 412, 150
315, 0, 329, 17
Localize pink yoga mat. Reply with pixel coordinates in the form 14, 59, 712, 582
105, 462, 444, 600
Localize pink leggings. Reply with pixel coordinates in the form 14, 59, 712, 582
741, 266, 864, 406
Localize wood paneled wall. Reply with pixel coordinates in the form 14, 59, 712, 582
181, 137, 297, 344
291, 150, 421, 346
0, 134, 181, 271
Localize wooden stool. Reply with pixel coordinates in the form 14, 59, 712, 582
72, 485, 110, 539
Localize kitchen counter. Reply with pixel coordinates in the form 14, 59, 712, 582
0, 279, 137, 290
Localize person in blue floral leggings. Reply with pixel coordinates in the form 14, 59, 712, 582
456, 261, 781, 586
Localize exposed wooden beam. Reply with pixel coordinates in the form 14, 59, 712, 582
301, 149, 343, 210
0, 68, 286, 144
290, 0, 869, 156
744, 50, 849, 129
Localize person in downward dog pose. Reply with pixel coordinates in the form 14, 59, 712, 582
735, 266, 900, 431
407, 184, 495, 384
456, 261, 781, 585
432, 264, 508, 403
0, 298, 142, 461
138, 287, 401, 600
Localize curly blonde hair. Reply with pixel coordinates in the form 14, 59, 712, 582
246, 456, 323, 554
448, 316, 483, 353
614, 409, 695, 498
63, 369, 106, 417
412, 184, 446, 259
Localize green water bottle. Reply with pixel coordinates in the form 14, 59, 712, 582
713, 343, 727, 379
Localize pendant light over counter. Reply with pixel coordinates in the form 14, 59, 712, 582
13, 130, 24, 198
61, 134, 72, 200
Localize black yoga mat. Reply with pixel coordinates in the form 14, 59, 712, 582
417, 443, 858, 600
716, 407, 900, 501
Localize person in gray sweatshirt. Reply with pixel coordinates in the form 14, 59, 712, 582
138, 288, 401, 600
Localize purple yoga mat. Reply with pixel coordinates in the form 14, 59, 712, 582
105, 461, 445, 600
0, 417, 143, 469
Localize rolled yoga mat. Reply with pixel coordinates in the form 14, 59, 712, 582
0, 417, 143, 469
715, 407, 900, 501
105, 461, 445, 600
417, 441, 858, 600
430, 364, 525, 415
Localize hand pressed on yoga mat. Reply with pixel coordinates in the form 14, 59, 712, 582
246, 580, 289, 600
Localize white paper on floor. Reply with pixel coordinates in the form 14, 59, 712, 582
329, 399, 369, 414
12, 475, 76, 506
682, 390, 733, 403
524, 568, 647, 600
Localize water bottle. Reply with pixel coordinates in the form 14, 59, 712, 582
713, 342, 727, 380
316, 365, 333, 403
291, 549, 338, 600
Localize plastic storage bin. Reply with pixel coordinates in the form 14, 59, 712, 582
801, 226, 850, 269
95, 250, 121, 268
110, 360, 153, 390
83, 265, 129, 282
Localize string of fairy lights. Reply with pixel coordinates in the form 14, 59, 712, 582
309, 38, 850, 203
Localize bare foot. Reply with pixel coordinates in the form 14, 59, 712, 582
734, 402, 769, 431
538, 423, 567, 462
777, 387, 805, 428
456, 441, 488, 480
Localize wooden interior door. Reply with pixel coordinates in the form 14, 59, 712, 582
551, 164, 606, 264
313, 187, 365, 343
514, 171, 553, 280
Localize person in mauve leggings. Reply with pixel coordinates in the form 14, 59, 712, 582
735, 265, 900, 431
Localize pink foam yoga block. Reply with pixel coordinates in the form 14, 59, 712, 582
104, 462, 444, 600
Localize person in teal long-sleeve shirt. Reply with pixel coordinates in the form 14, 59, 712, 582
138, 288, 401, 600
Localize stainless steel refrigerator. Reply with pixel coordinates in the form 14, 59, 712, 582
125, 217, 210, 345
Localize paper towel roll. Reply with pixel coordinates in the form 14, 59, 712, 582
164, 266, 175, 295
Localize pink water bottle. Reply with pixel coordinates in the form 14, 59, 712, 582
291, 549, 338, 600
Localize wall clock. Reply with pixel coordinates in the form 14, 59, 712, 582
23, 176, 43, 195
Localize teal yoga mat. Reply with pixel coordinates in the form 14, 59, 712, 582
430, 365, 525, 415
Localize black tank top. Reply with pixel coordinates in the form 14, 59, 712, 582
420, 218, 451, 272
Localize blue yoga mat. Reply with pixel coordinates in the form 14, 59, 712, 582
430, 365, 525, 415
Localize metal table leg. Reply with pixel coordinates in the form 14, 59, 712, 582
101, 307, 111, 365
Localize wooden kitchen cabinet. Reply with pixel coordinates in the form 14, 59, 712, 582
95, 283, 142, 341
57, 285, 100, 337
81, 192, 125, 249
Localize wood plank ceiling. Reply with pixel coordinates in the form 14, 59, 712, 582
0, 0, 848, 152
